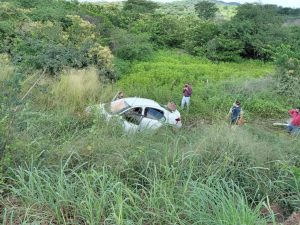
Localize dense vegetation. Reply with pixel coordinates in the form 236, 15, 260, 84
1, 0, 300, 224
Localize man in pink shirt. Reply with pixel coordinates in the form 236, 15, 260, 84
287, 107, 300, 134
181, 83, 192, 111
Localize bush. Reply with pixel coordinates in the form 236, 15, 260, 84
110, 28, 154, 61
11, 16, 114, 77
146, 14, 186, 48
205, 36, 243, 62
274, 45, 300, 100
183, 21, 220, 56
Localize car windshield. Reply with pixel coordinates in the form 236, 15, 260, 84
105, 99, 130, 114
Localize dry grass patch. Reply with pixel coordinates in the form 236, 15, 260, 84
51, 67, 103, 111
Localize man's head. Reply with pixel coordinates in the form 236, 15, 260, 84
296, 107, 300, 113
235, 100, 241, 106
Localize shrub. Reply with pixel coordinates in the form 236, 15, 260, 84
11, 17, 115, 77
183, 21, 220, 56
110, 28, 154, 61
274, 45, 300, 100
146, 14, 186, 48
205, 36, 243, 62
194, 1, 218, 20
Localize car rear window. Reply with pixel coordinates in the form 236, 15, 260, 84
145, 107, 164, 120
106, 99, 130, 114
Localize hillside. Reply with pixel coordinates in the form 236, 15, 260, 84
216, 0, 240, 6
1, 0, 300, 224
156, 0, 238, 19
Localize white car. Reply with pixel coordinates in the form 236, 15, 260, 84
97, 97, 182, 133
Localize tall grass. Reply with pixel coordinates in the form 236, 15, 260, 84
2, 154, 270, 225
0, 54, 14, 82
2, 114, 300, 224
1, 50, 299, 224
51, 67, 104, 112
183, 179, 266, 225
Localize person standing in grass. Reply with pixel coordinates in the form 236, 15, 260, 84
181, 83, 192, 111
228, 100, 242, 125
287, 107, 300, 133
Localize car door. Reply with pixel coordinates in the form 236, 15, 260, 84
121, 107, 143, 133
140, 107, 166, 131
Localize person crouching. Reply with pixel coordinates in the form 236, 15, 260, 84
287, 107, 300, 134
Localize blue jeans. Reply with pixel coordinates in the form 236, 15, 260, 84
287, 124, 300, 134
181, 96, 190, 111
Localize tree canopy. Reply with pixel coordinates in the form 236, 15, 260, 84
194, 1, 218, 20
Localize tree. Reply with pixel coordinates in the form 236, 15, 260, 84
110, 28, 153, 61
146, 14, 186, 48
119, 0, 159, 29
12, 16, 114, 76
205, 36, 243, 62
0, 2, 27, 54
228, 3, 285, 60
123, 0, 159, 14
183, 21, 220, 56
194, 1, 218, 20
274, 45, 300, 99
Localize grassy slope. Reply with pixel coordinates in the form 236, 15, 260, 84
117, 50, 281, 117
1, 51, 300, 224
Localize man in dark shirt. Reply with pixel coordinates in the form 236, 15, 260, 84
229, 101, 241, 125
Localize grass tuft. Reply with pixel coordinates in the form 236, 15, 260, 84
51, 67, 103, 111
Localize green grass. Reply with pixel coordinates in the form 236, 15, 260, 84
2, 103, 300, 223
116, 50, 286, 117
0, 54, 14, 82
119, 50, 274, 85
0, 151, 272, 224
1, 50, 299, 224
5, 172, 265, 224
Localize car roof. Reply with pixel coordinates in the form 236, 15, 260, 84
123, 97, 162, 108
